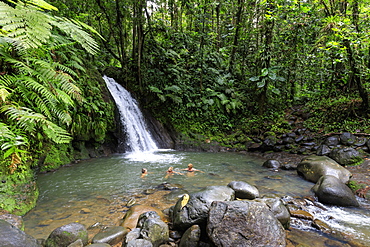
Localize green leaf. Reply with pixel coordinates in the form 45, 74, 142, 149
257, 80, 266, 88
261, 68, 268, 77
249, 76, 260, 82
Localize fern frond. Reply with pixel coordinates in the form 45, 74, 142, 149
1, 105, 71, 144
42, 121, 72, 144
52, 17, 99, 55
24, 0, 58, 11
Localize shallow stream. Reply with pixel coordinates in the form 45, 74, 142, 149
23, 150, 370, 246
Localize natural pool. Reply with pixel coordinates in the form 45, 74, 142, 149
23, 150, 370, 246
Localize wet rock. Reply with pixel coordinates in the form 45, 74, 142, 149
122, 228, 141, 246
172, 186, 235, 230
329, 147, 362, 165
260, 136, 277, 151
126, 239, 153, 247
68, 239, 83, 247
137, 211, 161, 228
0, 219, 40, 247
0, 213, 23, 229
89, 243, 111, 247
45, 222, 88, 247
179, 225, 201, 247
317, 144, 331, 156
140, 217, 169, 247
254, 197, 290, 229
121, 205, 165, 230
92, 226, 128, 245
156, 182, 183, 191
206, 200, 286, 247
289, 209, 314, 220
262, 159, 281, 169
297, 155, 352, 183
340, 132, 356, 146
312, 219, 332, 234
163, 189, 189, 202
282, 137, 295, 144
312, 175, 359, 207
227, 181, 259, 199
325, 136, 340, 147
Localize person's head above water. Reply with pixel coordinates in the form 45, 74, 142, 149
188, 163, 193, 169
142, 168, 147, 174
167, 166, 174, 172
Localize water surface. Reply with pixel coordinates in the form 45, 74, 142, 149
23, 150, 370, 245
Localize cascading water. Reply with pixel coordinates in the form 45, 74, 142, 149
103, 75, 158, 152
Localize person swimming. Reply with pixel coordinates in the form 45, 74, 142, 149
165, 166, 184, 179
181, 163, 204, 173
141, 168, 148, 178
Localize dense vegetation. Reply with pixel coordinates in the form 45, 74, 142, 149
1, 0, 370, 214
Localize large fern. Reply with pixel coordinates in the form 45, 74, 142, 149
0, 0, 101, 171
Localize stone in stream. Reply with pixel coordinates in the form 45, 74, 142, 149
262, 159, 281, 169
121, 205, 166, 231
178, 224, 201, 247
297, 155, 352, 183
91, 226, 128, 245
227, 181, 259, 199
312, 175, 359, 207
44, 222, 88, 247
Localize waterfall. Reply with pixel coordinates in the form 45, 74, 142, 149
103, 75, 158, 152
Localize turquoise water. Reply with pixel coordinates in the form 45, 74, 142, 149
23, 150, 370, 245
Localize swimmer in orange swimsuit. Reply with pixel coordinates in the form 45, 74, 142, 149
141, 168, 148, 178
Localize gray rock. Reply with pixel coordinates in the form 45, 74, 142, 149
179, 225, 201, 247
122, 228, 141, 246
297, 155, 352, 183
137, 211, 161, 228
126, 239, 153, 247
0, 213, 23, 229
316, 144, 331, 156
340, 132, 356, 146
67, 239, 83, 247
207, 201, 286, 247
324, 136, 340, 147
254, 197, 290, 229
329, 147, 362, 165
92, 226, 128, 245
45, 222, 88, 247
172, 186, 235, 230
140, 218, 169, 247
88, 243, 111, 247
227, 181, 259, 199
0, 219, 40, 247
312, 175, 359, 207
262, 159, 281, 169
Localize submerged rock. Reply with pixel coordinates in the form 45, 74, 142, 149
121, 205, 165, 231
44, 222, 88, 247
91, 226, 128, 245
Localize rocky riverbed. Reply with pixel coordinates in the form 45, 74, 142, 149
1, 150, 369, 247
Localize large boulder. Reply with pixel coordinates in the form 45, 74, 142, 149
44, 222, 88, 247
297, 155, 352, 183
329, 147, 362, 165
227, 181, 259, 199
172, 186, 235, 230
206, 200, 286, 247
0, 219, 40, 247
312, 175, 359, 207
